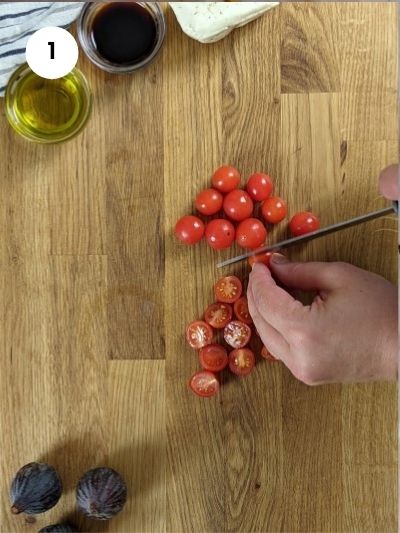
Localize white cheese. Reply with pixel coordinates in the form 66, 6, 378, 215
169, 2, 279, 44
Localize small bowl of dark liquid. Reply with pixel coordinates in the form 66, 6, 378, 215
78, 2, 165, 73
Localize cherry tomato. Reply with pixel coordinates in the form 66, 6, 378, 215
233, 297, 252, 325
186, 320, 213, 349
205, 219, 235, 250
229, 348, 255, 376
211, 165, 241, 193
175, 215, 205, 245
261, 196, 287, 224
224, 320, 251, 349
248, 252, 273, 267
214, 276, 242, 304
204, 302, 233, 329
189, 370, 219, 397
199, 344, 229, 372
261, 345, 279, 362
223, 190, 254, 221
246, 173, 273, 201
195, 188, 223, 216
289, 211, 320, 236
236, 218, 267, 249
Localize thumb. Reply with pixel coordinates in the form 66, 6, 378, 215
269, 253, 343, 292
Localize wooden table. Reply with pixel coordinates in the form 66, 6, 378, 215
0, 3, 397, 532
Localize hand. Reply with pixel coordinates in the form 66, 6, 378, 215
379, 164, 398, 200
247, 257, 397, 385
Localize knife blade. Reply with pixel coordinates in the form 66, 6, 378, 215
217, 202, 398, 269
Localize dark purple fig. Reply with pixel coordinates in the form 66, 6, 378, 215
39, 525, 78, 533
10, 462, 62, 515
76, 467, 127, 520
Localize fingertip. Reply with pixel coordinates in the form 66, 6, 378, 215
379, 164, 399, 200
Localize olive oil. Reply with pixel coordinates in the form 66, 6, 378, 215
5, 64, 91, 143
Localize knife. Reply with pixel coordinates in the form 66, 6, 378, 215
217, 201, 398, 269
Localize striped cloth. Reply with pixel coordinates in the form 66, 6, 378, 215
0, 2, 84, 96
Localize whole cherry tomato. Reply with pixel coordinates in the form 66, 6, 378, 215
246, 173, 273, 201
261, 196, 287, 224
211, 165, 240, 193
223, 190, 254, 221
175, 215, 205, 245
236, 218, 267, 249
289, 211, 320, 236
195, 188, 223, 216
205, 219, 235, 250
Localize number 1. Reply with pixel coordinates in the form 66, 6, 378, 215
48, 42, 55, 59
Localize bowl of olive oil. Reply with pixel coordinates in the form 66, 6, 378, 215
5, 63, 92, 143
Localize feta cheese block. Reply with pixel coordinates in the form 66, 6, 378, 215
169, 2, 279, 44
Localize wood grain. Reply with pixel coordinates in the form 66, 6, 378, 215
0, 3, 397, 532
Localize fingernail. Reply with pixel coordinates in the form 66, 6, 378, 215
271, 253, 289, 265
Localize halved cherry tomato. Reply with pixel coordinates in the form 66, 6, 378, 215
224, 320, 251, 349
223, 190, 254, 222
189, 371, 219, 397
199, 344, 229, 372
214, 276, 242, 304
289, 211, 320, 236
236, 218, 267, 249
248, 252, 273, 267
175, 215, 205, 245
205, 219, 235, 250
261, 345, 279, 362
204, 302, 233, 329
261, 196, 287, 224
246, 173, 273, 201
195, 188, 223, 216
229, 348, 255, 376
211, 165, 240, 193
186, 320, 213, 349
233, 297, 252, 325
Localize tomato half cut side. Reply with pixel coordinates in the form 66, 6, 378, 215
261, 345, 279, 362
199, 344, 229, 372
204, 302, 233, 329
224, 320, 251, 349
186, 320, 213, 349
229, 348, 255, 376
233, 297, 252, 325
214, 276, 242, 304
189, 371, 219, 397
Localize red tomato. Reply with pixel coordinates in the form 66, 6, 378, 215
199, 344, 229, 372
224, 320, 251, 349
175, 215, 205, 245
186, 320, 213, 349
261, 196, 287, 224
233, 297, 252, 325
229, 348, 255, 376
261, 345, 279, 362
214, 276, 242, 304
205, 219, 235, 250
246, 173, 273, 201
223, 190, 254, 222
236, 218, 267, 249
211, 165, 240, 193
189, 371, 219, 397
195, 188, 223, 216
204, 302, 233, 329
248, 252, 273, 267
289, 211, 320, 236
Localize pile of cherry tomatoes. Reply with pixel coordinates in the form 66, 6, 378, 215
187, 275, 278, 398
175, 165, 321, 252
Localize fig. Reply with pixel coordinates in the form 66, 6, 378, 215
39, 525, 78, 533
10, 462, 62, 515
76, 467, 127, 520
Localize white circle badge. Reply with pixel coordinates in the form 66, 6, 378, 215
26, 27, 78, 79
